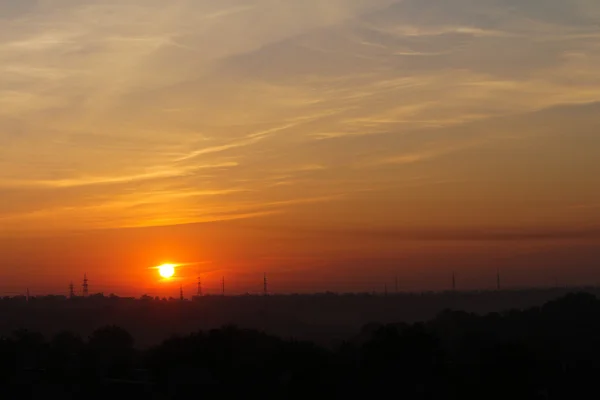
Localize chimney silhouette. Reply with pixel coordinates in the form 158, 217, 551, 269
197, 277, 202, 297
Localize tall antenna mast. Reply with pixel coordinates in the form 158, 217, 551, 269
264, 273, 268, 296
197, 277, 202, 297
82, 273, 89, 297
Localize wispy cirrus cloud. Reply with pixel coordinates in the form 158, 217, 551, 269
1, 0, 599, 236
0, 162, 239, 189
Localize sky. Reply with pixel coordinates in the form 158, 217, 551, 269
1, 0, 600, 296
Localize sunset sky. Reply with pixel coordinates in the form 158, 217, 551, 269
1, 0, 600, 296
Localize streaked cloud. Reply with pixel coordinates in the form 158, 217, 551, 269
0, 0, 599, 238
0, 162, 238, 189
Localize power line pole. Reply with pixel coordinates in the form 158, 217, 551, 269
497, 268, 501, 291
82, 273, 89, 297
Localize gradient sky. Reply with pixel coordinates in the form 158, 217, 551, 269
1, 0, 600, 296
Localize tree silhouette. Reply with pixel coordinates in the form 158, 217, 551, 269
0, 292, 597, 397
86, 325, 135, 379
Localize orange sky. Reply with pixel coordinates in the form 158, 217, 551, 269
1, 0, 600, 296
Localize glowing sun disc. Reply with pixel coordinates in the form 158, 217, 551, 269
158, 264, 176, 279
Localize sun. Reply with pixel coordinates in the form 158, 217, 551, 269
158, 264, 176, 279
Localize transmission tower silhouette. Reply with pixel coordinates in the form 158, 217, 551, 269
82, 273, 89, 297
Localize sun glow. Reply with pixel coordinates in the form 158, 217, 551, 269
158, 264, 176, 279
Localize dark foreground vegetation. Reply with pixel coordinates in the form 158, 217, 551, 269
2, 292, 600, 399
3, 287, 596, 348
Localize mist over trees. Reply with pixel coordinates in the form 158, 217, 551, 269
1, 287, 598, 348
1, 292, 600, 398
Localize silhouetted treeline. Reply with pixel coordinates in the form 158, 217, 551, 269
2, 286, 597, 348
2, 292, 600, 399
